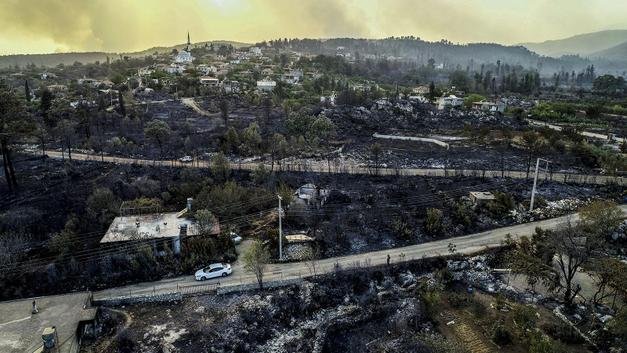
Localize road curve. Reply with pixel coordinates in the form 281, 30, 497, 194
43, 150, 625, 186
93, 205, 627, 301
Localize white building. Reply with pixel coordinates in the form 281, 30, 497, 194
249, 46, 262, 56
437, 95, 464, 110
472, 100, 507, 114
199, 76, 219, 87
282, 69, 303, 84
174, 50, 194, 64
166, 63, 186, 74
257, 78, 277, 92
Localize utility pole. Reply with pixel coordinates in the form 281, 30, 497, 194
277, 195, 283, 261
530, 157, 550, 211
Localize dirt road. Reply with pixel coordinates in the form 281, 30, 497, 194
42, 150, 625, 186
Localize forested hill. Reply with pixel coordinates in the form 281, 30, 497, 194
0, 52, 112, 69
269, 37, 604, 74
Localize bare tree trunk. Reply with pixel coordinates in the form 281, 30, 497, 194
1, 140, 17, 191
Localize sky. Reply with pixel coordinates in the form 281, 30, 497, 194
1, 0, 626, 55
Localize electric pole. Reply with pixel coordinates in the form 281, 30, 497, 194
278, 195, 283, 261
530, 157, 550, 211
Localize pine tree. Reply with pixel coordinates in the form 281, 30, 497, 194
118, 91, 126, 117
24, 80, 31, 102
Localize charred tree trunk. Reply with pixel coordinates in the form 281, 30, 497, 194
1, 140, 17, 191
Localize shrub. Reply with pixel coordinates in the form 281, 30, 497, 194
424, 208, 444, 236
491, 323, 513, 346
542, 322, 584, 344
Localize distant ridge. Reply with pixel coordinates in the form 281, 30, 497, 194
521, 30, 627, 57
0, 40, 251, 68
590, 41, 627, 61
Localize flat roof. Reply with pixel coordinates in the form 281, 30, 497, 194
469, 191, 496, 200
0, 292, 95, 353
100, 212, 198, 243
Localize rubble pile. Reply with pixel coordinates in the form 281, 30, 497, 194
447, 256, 543, 304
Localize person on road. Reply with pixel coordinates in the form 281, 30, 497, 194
387, 254, 391, 266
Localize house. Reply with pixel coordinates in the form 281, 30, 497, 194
437, 95, 464, 110
282, 69, 303, 84
41, 72, 57, 80
199, 76, 220, 87
469, 191, 495, 206
295, 183, 330, 206
165, 63, 186, 74
413, 85, 430, 95
250, 47, 263, 56
257, 78, 276, 92
197, 64, 218, 76
472, 100, 507, 114
222, 80, 241, 94
100, 199, 219, 256
46, 84, 68, 93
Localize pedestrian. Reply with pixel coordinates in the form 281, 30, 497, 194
386, 254, 391, 266
32, 300, 38, 314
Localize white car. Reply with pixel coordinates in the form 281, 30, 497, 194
230, 232, 243, 244
179, 156, 193, 163
195, 263, 232, 281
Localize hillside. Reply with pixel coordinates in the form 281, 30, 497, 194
591, 41, 627, 61
0, 40, 251, 68
521, 30, 627, 57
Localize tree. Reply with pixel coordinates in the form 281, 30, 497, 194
195, 209, 217, 235
243, 240, 270, 289
370, 142, 382, 173
510, 222, 606, 309
144, 120, 171, 158
269, 133, 288, 171
221, 127, 239, 154
0, 83, 34, 191
40, 88, 53, 124
24, 80, 31, 102
425, 208, 444, 236
219, 99, 229, 127
579, 200, 623, 239
86, 187, 119, 226
118, 91, 126, 117
241, 122, 262, 156
210, 152, 231, 182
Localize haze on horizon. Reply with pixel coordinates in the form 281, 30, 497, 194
1, 0, 626, 55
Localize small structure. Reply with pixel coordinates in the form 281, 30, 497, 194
282, 69, 303, 84
165, 63, 186, 74
295, 183, 330, 206
472, 100, 507, 114
437, 95, 464, 110
469, 191, 496, 206
199, 76, 219, 87
257, 78, 276, 92
100, 199, 219, 256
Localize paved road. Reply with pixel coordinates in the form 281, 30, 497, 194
527, 118, 627, 145
93, 206, 627, 301
43, 150, 625, 186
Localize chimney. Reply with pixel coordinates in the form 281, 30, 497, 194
186, 198, 193, 213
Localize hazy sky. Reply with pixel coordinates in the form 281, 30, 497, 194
1, 0, 626, 55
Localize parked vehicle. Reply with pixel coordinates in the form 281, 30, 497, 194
230, 232, 243, 244
195, 263, 232, 281
179, 155, 193, 163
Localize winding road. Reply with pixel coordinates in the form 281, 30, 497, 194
93, 206, 627, 301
